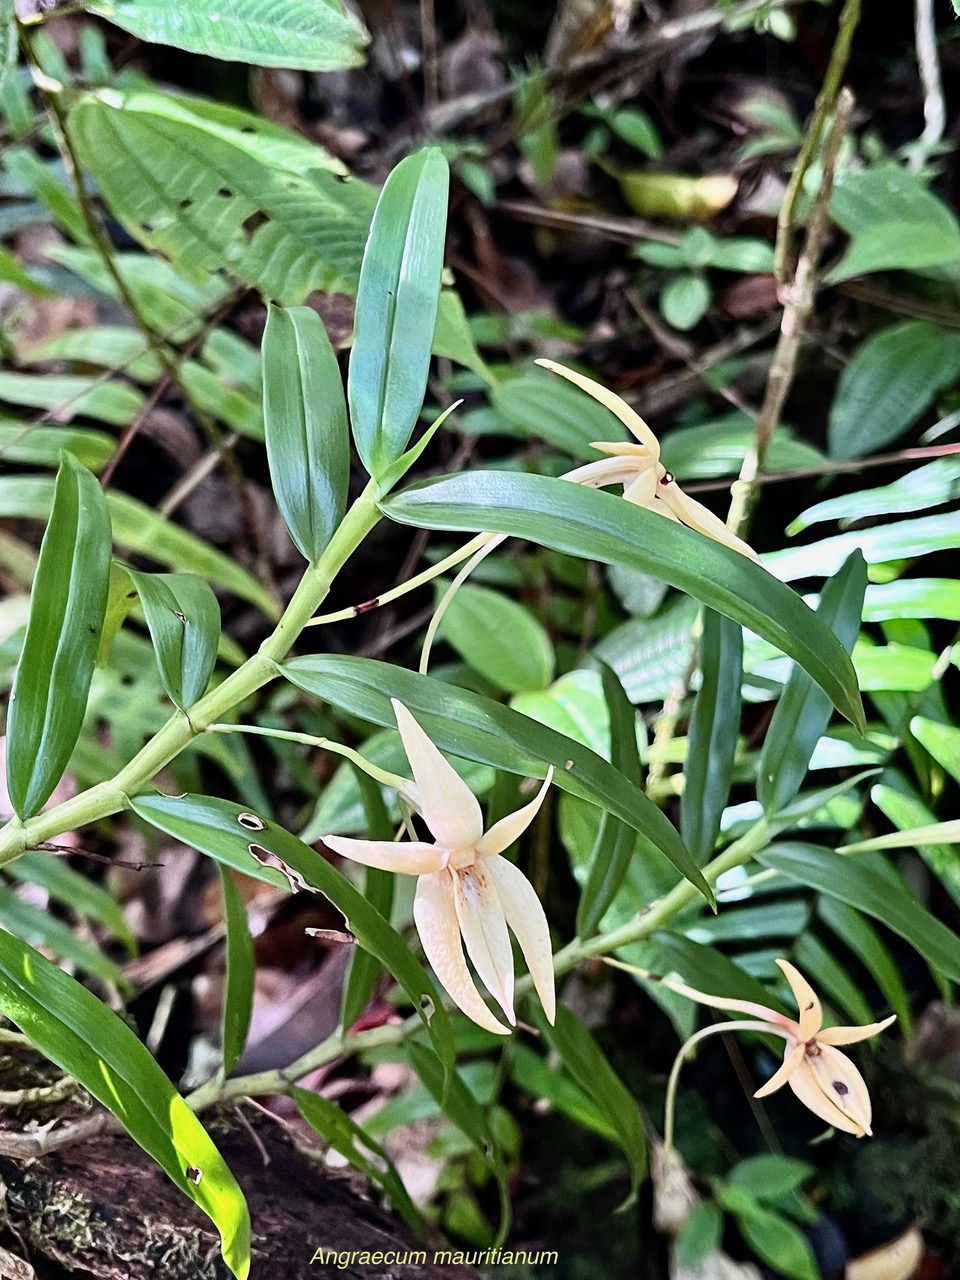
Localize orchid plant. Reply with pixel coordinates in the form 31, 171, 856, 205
0, 116, 944, 1280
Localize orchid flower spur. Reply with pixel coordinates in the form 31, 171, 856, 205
666, 958, 895, 1138
537, 359, 759, 561
322, 699, 555, 1036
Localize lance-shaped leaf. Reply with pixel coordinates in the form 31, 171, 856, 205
130, 792, 455, 1072
682, 610, 743, 863
534, 1003, 647, 1200
758, 551, 866, 815
340, 768, 395, 1030
262, 305, 349, 563
292, 1086, 420, 1233
759, 842, 960, 984
382, 472, 865, 733
87, 0, 369, 70
577, 661, 640, 937
0, 930, 250, 1278
6, 454, 111, 818
219, 867, 255, 1077
281, 654, 711, 902
348, 148, 449, 479
126, 569, 220, 710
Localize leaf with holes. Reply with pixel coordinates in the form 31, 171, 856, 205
129, 792, 455, 1071
6, 455, 111, 818
282, 654, 711, 902
0, 930, 250, 1278
88, 0, 368, 69
126, 570, 221, 710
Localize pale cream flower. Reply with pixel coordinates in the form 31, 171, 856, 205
537, 358, 759, 561
322, 699, 555, 1035
669, 957, 895, 1137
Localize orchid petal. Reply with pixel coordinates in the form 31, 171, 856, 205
754, 1042, 804, 1097
777, 958, 822, 1039
818, 1015, 896, 1046
563, 457, 645, 489
536, 359, 662, 456
657, 482, 759, 560
452, 862, 516, 1024
476, 769, 554, 858
486, 854, 556, 1024
622, 467, 659, 509
413, 871, 510, 1036
659, 978, 797, 1031
808, 1043, 874, 1135
322, 835, 444, 876
787, 1049, 871, 1137
589, 441, 655, 460
391, 700, 483, 851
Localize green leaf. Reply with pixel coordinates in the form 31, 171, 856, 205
262, 305, 348, 562
595, 596, 699, 705
831, 162, 960, 241
509, 1043, 617, 1142
734, 1202, 819, 1280
660, 416, 823, 482
827, 322, 960, 459
0, 886, 125, 984
88, 0, 369, 69
861, 578, 960, 624
126, 570, 220, 710
0, 371, 142, 425
0, 474, 277, 617
493, 369, 629, 459
0, 930, 250, 1278
0, 421, 114, 472
650, 933, 790, 1015
440, 582, 554, 694
383, 471, 865, 732
682, 610, 742, 862
660, 274, 711, 330
348, 148, 449, 479
281, 654, 712, 901
67, 90, 376, 303
727, 1154, 813, 1201
0, 0, 16, 94
767, 513, 960, 582
911, 715, 960, 785
758, 552, 866, 815
432, 290, 496, 384
0, 243, 52, 297
8, 850, 136, 956
577, 662, 641, 937
291, 1087, 421, 1232
218, 867, 255, 1077
534, 1003, 647, 1199
817, 897, 913, 1031
129, 792, 455, 1070
6, 455, 110, 818
340, 768, 395, 1029
675, 1201, 723, 1268
828, 220, 960, 283
759, 842, 960, 984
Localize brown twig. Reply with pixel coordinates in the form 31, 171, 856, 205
727, 87, 856, 540
687, 441, 960, 496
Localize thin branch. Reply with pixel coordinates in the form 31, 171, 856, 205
727, 87, 855, 540
774, 0, 861, 284
911, 0, 945, 171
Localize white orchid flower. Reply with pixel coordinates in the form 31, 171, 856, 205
537, 359, 759, 561
669, 957, 896, 1137
322, 699, 555, 1036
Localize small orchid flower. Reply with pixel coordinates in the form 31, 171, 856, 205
322, 699, 555, 1036
666, 957, 896, 1137
537, 359, 759, 561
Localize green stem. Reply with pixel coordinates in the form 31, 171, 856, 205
0, 489, 383, 864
